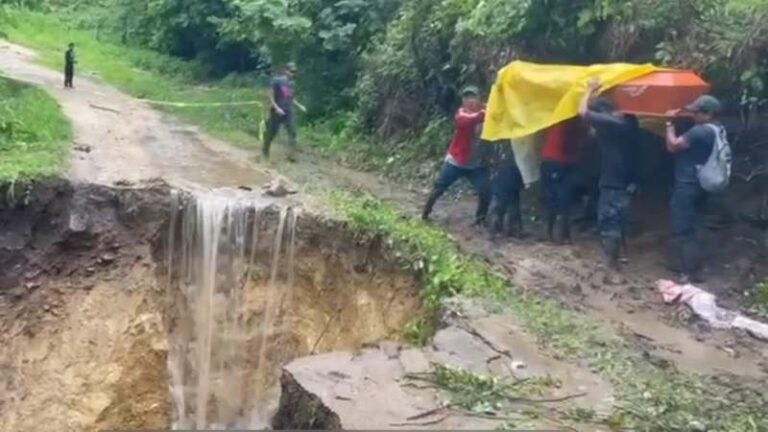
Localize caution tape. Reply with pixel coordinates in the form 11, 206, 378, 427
136, 98, 264, 107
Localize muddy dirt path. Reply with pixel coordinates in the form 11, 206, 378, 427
0, 42, 269, 190
1, 41, 765, 379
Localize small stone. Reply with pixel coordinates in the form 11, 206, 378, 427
510, 360, 527, 370
99, 252, 117, 265
379, 341, 401, 359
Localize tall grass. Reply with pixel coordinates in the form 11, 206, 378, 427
0, 76, 70, 181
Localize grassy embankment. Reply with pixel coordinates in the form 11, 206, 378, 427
4, 9, 768, 430
0, 76, 70, 182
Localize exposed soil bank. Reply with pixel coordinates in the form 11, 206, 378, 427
0, 178, 423, 431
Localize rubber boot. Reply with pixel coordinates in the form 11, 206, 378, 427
680, 240, 704, 283
474, 194, 491, 227
490, 203, 505, 235
601, 236, 621, 268
546, 212, 557, 242
422, 192, 439, 221
506, 204, 525, 238
557, 213, 572, 244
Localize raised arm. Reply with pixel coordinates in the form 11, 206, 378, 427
455, 107, 485, 126
579, 78, 600, 118
665, 120, 689, 153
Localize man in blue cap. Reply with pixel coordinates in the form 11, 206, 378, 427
665, 94, 723, 282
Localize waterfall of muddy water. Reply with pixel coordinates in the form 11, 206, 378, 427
166, 191, 298, 430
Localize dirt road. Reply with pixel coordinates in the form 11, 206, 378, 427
1, 40, 765, 379
0, 42, 269, 190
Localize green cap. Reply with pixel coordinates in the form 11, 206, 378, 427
684, 95, 722, 114
461, 85, 480, 96
285, 62, 298, 72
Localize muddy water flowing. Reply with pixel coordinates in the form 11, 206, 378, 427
166, 191, 297, 429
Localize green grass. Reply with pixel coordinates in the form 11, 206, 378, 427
4, 9, 268, 149
331, 192, 768, 431
0, 76, 70, 181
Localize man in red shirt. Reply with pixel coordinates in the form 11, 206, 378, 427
422, 86, 492, 225
540, 117, 587, 242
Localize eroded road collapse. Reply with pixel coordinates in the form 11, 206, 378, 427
0, 179, 619, 431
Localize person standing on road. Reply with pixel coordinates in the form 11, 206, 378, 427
64, 43, 76, 89
489, 142, 526, 239
422, 86, 492, 226
263, 62, 305, 162
665, 95, 723, 282
579, 79, 640, 267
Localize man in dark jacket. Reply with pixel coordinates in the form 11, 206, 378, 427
665, 95, 722, 282
579, 79, 640, 267
64, 43, 75, 89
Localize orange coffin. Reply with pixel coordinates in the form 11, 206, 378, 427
607, 70, 710, 116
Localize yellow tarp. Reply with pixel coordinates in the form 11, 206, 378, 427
482, 61, 660, 141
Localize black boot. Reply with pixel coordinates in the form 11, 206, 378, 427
558, 214, 572, 243
506, 204, 525, 238
546, 212, 557, 242
680, 240, 704, 282
474, 193, 491, 227
422, 192, 439, 221
601, 236, 621, 267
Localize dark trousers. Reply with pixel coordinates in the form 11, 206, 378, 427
263, 109, 297, 158
541, 160, 574, 240
422, 162, 491, 223
670, 181, 707, 276
598, 187, 630, 262
491, 160, 524, 235
541, 161, 574, 215
64, 64, 74, 88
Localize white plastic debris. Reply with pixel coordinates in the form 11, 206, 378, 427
656, 280, 768, 341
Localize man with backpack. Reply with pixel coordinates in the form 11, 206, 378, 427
665, 95, 730, 282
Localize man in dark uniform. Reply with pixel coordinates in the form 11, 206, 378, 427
263, 62, 302, 161
489, 142, 525, 239
64, 43, 75, 89
665, 95, 723, 282
579, 79, 640, 267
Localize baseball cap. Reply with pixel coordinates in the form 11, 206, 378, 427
684, 95, 722, 114
285, 62, 298, 72
461, 85, 480, 97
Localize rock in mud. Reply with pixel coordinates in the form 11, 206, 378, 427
274, 299, 616, 430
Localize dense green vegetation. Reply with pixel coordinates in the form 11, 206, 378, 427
0, 76, 70, 181
3, 0, 767, 166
